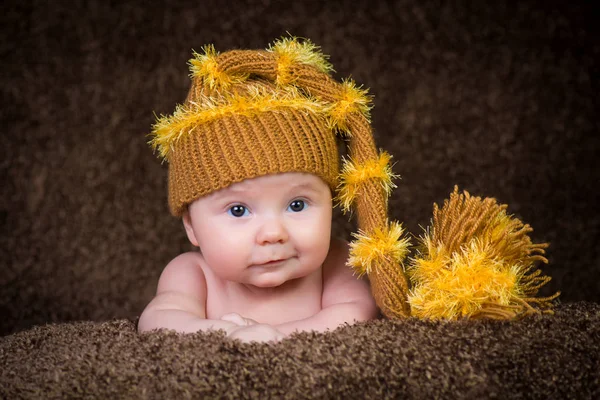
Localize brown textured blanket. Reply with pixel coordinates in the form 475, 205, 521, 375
1, 303, 598, 399
2, 0, 599, 398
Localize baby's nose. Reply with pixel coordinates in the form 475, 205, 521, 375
256, 217, 289, 244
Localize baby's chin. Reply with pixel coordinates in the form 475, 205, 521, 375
245, 274, 292, 289
243, 268, 315, 289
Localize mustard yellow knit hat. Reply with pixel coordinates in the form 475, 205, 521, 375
149, 37, 412, 318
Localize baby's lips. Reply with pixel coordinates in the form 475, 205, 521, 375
258, 258, 284, 265
252, 259, 285, 268
252, 255, 293, 266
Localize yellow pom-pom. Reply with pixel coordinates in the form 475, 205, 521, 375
407, 187, 559, 320
327, 79, 372, 132
189, 45, 249, 89
409, 240, 521, 319
336, 152, 398, 213
348, 221, 411, 277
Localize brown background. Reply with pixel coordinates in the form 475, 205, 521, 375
2, 0, 599, 335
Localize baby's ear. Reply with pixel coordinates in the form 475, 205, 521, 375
182, 210, 199, 247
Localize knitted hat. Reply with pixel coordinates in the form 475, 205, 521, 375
149, 37, 412, 318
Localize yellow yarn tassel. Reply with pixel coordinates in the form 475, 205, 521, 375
348, 221, 411, 277
408, 187, 559, 320
189, 45, 249, 89
327, 79, 372, 132
336, 152, 398, 213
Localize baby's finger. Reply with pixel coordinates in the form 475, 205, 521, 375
228, 324, 284, 343
243, 317, 259, 326
220, 313, 246, 325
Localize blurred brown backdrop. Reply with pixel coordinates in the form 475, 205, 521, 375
2, 0, 598, 335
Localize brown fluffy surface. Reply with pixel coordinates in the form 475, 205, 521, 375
1, 303, 598, 399
0, 303, 600, 399
1, 1, 599, 398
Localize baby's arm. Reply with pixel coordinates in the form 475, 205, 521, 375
275, 239, 378, 335
137, 252, 238, 334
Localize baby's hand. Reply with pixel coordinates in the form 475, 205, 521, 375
220, 312, 258, 327
228, 324, 285, 343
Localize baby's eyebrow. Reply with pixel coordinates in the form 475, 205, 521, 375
209, 180, 323, 200
210, 186, 251, 200
286, 182, 322, 195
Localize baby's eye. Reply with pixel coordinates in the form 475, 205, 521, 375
228, 205, 249, 217
287, 200, 306, 212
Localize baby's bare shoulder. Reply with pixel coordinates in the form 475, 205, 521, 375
322, 238, 375, 309
156, 252, 207, 297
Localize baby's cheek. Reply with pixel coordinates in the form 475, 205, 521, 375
201, 236, 243, 273
204, 251, 242, 280
300, 225, 331, 263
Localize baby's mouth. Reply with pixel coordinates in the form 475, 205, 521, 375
252, 258, 289, 268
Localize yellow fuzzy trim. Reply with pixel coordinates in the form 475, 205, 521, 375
189, 45, 249, 89
327, 79, 372, 132
407, 187, 559, 320
268, 36, 333, 85
348, 221, 411, 277
150, 86, 326, 159
336, 152, 398, 213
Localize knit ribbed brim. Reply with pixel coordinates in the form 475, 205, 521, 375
167, 109, 339, 216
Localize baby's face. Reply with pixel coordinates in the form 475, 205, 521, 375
184, 172, 332, 288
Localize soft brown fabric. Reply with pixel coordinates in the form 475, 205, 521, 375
1, 1, 599, 398
1, 303, 598, 399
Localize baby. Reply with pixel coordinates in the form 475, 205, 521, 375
138, 171, 377, 342
138, 38, 412, 342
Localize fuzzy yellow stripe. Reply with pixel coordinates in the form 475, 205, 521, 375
268, 36, 333, 82
189, 45, 249, 89
336, 152, 398, 213
326, 79, 372, 132
150, 87, 326, 159
347, 221, 411, 277
274, 51, 294, 86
